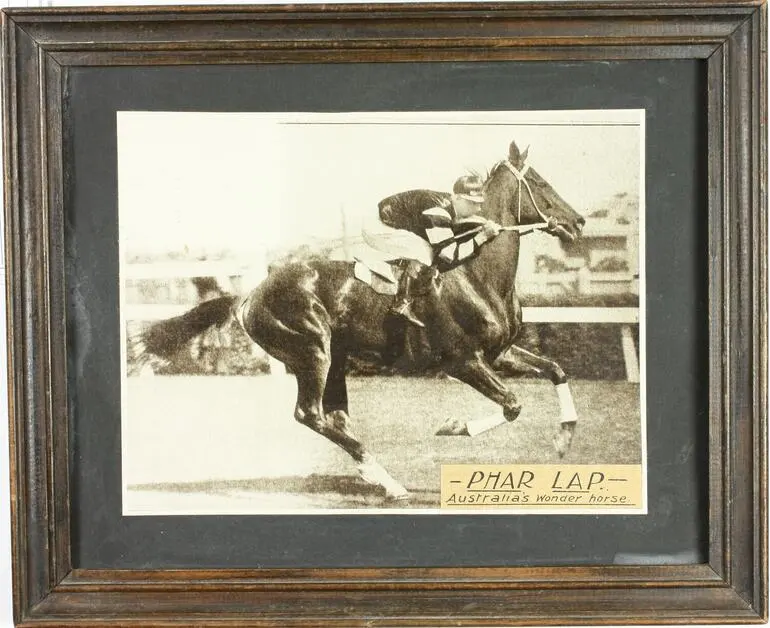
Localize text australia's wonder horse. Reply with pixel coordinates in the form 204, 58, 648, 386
138, 141, 585, 500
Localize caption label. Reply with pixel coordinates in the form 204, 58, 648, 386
441, 464, 643, 511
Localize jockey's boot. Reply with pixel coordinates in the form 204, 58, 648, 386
390, 274, 425, 328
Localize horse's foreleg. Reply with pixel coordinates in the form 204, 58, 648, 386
506, 344, 578, 457
453, 353, 523, 421
436, 352, 522, 436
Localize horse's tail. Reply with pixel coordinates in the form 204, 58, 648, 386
135, 294, 239, 360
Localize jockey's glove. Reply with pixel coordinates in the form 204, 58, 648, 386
482, 220, 503, 239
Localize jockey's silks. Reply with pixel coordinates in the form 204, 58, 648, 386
378, 189, 495, 271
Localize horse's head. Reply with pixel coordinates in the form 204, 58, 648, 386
485, 141, 585, 242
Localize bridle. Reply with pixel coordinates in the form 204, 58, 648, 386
492, 158, 557, 234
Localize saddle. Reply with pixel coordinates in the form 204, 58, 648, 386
353, 255, 438, 297
353, 255, 401, 296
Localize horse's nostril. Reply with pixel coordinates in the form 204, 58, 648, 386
578, 216, 586, 227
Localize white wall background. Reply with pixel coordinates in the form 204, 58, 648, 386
0, 1, 766, 628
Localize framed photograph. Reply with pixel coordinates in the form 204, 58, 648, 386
3, 1, 766, 625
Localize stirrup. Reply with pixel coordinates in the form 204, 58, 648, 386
390, 300, 425, 328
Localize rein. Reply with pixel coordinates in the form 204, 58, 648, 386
462, 220, 550, 239
501, 222, 551, 234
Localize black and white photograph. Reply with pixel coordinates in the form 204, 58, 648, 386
120, 110, 646, 515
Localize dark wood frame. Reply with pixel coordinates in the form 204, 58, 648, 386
2, 1, 767, 625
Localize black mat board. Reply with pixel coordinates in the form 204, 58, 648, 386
65, 60, 708, 569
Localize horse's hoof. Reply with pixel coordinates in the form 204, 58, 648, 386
553, 422, 577, 458
503, 404, 522, 423
382, 484, 410, 501
435, 418, 469, 436
385, 489, 411, 502
357, 456, 409, 500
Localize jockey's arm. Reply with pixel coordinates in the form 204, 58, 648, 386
421, 207, 501, 271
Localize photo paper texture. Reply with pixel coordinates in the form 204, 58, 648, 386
118, 110, 646, 515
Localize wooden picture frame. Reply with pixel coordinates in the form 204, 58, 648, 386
2, 1, 766, 625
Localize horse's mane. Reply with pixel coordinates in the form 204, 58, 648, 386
466, 167, 488, 183
480, 161, 508, 192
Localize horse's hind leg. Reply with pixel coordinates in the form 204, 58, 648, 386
505, 344, 578, 457
322, 341, 408, 500
244, 303, 346, 457
322, 338, 350, 418
291, 354, 364, 462
245, 267, 407, 500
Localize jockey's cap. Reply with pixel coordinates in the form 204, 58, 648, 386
453, 174, 485, 204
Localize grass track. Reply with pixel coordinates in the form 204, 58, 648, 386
123, 375, 641, 513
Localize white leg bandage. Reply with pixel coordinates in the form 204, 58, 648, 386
556, 382, 579, 424
465, 413, 508, 437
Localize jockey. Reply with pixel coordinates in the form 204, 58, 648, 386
370, 174, 502, 327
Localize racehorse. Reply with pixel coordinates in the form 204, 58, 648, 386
137, 141, 585, 500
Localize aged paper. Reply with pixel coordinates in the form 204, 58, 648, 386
119, 110, 646, 515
